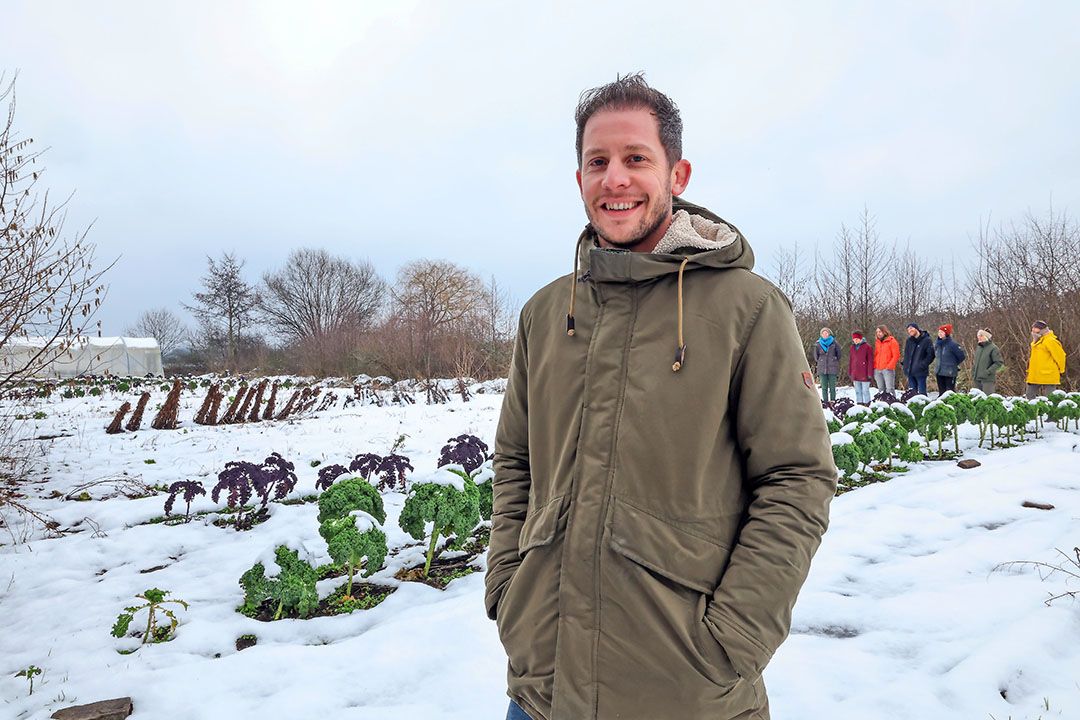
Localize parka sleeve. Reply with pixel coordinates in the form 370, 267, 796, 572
990, 344, 1004, 374
704, 287, 837, 682
484, 308, 532, 621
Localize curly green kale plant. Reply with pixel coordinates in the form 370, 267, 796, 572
473, 458, 494, 521
317, 476, 386, 526
854, 424, 892, 469
919, 401, 958, 458
399, 468, 481, 576
111, 588, 189, 645
239, 544, 319, 620
830, 432, 862, 481
873, 417, 909, 469
973, 394, 1008, 447
320, 512, 388, 597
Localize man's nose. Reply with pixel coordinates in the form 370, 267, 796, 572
601, 162, 630, 191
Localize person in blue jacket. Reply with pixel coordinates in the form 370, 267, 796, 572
933, 324, 966, 395
902, 322, 935, 395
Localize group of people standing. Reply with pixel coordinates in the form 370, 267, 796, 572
813, 321, 1068, 403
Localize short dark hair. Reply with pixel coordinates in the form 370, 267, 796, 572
575, 73, 683, 168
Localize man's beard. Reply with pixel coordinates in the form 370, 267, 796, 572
587, 191, 672, 250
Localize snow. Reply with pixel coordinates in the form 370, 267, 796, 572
831, 431, 856, 446
349, 509, 379, 534
416, 465, 467, 492
1, 383, 1079, 719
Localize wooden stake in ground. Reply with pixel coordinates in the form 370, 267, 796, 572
150, 379, 183, 430
106, 402, 131, 434
125, 392, 151, 432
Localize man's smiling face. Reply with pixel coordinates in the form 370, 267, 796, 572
576, 107, 690, 253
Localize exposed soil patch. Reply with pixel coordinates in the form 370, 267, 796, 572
395, 554, 480, 590
242, 581, 396, 622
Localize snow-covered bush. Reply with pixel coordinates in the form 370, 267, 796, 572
830, 432, 861, 479
973, 394, 1008, 447
399, 467, 481, 577
239, 544, 319, 620
920, 401, 958, 457
317, 477, 388, 596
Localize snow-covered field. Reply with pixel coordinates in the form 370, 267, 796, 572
1, 384, 1078, 720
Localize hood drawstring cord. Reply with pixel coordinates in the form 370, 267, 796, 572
673, 257, 689, 372
567, 241, 579, 337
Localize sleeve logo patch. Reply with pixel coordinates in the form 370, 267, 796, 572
802, 371, 814, 390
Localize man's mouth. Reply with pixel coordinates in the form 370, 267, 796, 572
601, 200, 643, 214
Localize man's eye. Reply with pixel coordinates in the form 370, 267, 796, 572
630, 155, 646, 163
588, 158, 607, 168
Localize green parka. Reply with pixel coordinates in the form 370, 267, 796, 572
972, 340, 1004, 383
485, 198, 837, 720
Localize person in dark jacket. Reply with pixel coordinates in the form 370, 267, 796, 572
848, 331, 874, 404
814, 327, 841, 402
902, 323, 935, 395
933, 324, 966, 395
972, 328, 1004, 395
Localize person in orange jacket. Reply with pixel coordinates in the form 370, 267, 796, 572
873, 325, 900, 395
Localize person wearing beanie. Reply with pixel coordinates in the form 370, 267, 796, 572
814, 327, 841, 402
902, 322, 935, 395
934, 324, 966, 394
849, 331, 874, 403
1025, 320, 1066, 398
972, 328, 1004, 395
873, 325, 900, 395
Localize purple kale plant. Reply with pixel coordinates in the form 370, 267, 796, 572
211, 453, 298, 530
437, 434, 490, 474
375, 454, 413, 492
349, 453, 382, 480
348, 452, 413, 492
316, 463, 351, 492
164, 480, 206, 521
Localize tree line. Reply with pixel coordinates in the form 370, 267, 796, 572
767, 206, 1079, 395
130, 249, 516, 381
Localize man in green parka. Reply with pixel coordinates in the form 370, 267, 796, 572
485, 74, 838, 720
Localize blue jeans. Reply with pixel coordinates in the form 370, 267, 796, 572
853, 380, 872, 404
907, 374, 928, 395
506, 700, 531, 720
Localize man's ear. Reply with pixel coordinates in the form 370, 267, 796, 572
670, 159, 692, 196
576, 168, 583, 195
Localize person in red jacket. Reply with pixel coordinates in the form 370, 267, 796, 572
849, 330, 874, 404
873, 325, 900, 396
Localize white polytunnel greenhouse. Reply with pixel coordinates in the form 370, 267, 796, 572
0, 336, 164, 378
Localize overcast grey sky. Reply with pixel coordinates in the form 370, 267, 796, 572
5, 1, 1079, 336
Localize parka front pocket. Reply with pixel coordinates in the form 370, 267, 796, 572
496, 495, 566, 682
601, 497, 748, 697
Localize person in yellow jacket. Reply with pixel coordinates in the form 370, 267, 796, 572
1026, 320, 1066, 399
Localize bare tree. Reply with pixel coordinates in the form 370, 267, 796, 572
379, 259, 485, 380
260, 247, 384, 336
769, 241, 808, 314
893, 242, 935, 320
0, 73, 110, 393
126, 307, 186, 357
183, 252, 259, 369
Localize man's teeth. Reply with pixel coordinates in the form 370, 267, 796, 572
605, 202, 638, 210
